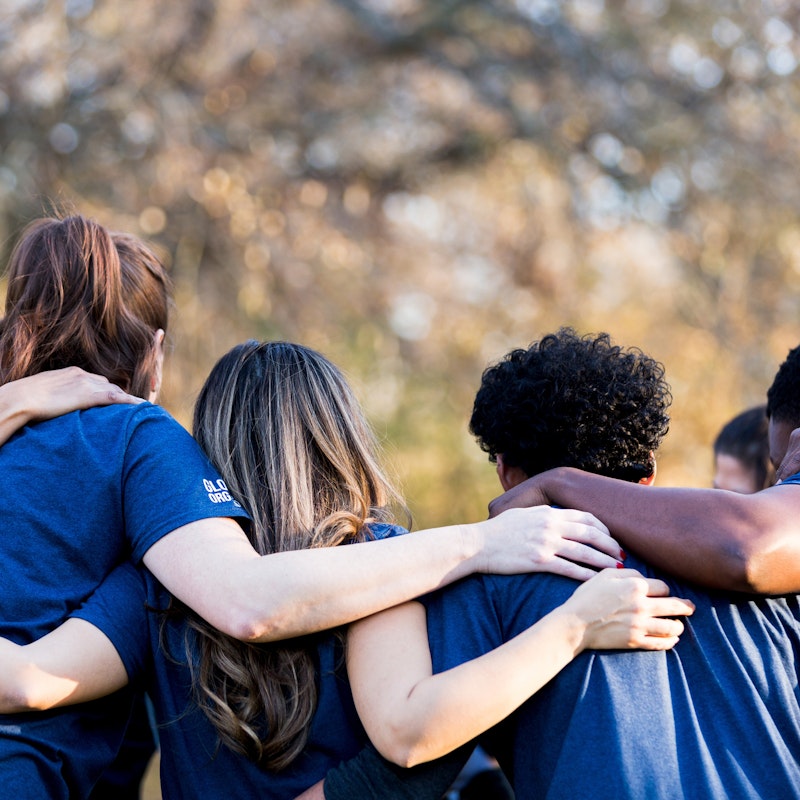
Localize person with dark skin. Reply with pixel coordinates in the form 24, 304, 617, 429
311, 329, 800, 800
489, 342, 800, 595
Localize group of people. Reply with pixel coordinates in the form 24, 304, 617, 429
0, 213, 799, 799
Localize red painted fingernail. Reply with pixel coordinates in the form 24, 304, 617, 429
616, 561, 624, 569
620, 550, 627, 560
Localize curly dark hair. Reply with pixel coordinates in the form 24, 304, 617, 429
767, 344, 800, 427
469, 328, 671, 482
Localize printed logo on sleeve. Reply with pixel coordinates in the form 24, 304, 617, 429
203, 478, 242, 507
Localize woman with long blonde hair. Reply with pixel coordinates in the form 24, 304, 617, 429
185, 339, 409, 773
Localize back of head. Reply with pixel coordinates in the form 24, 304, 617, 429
470, 328, 671, 482
193, 339, 403, 554
767, 344, 800, 429
712, 405, 773, 492
189, 340, 404, 769
0, 214, 170, 397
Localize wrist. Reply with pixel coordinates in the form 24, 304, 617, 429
0, 381, 31, 427
547, 602, 591, 656
456, 522, 486, 576
543, 466, 578, 506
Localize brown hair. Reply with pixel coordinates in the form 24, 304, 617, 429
0, 215, 170, 397
188, 340, 406, 770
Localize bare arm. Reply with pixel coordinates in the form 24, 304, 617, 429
489, 467, 800, 594
142, 505, 625, 642
0, 620, 128, 712
0, 371, 632, 643
348, 569, 694, 767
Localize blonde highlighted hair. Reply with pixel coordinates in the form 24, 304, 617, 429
188, 340, 406, 769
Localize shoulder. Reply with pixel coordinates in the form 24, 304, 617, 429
75, 402, 186, 438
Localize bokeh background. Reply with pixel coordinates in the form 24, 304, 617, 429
2, 0, 800, 530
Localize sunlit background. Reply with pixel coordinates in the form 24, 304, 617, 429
2, 0, 800, 531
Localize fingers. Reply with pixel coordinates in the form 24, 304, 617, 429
62, 368, 142, 407
637, 635, 681, 651
644, 596, 695, 618
644, 616, 685, 638
598, 571, 695, 615
99, 386, 144, 406
538, 558, 604, 583
555, 531, 624, 569
532, 507, 622, 565
635, 616, 685, 651
553, 508, 611, 539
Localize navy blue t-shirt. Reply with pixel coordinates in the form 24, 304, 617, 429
0, 404, 248, 799
75, 523, 409, 800
422, 550, 800, 799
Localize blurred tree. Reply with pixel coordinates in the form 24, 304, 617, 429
1, 0, 799, 525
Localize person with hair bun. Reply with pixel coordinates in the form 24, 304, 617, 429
0, 214, 665, 797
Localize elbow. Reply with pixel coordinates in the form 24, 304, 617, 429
370, 724, 434, 769
735, 543, 783, 595
214, 607, 276, 643
212, 592, 298, 643
708, 537, 779, 594
697, 540, 761, 593
0, 678, 47, 713
372, 740, 421, 770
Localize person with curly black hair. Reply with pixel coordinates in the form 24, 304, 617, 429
469, 328, 670, 485
338, 329, 800, 800
491, 340, 800, 594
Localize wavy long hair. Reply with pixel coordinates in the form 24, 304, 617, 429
188, 340, 405, 769
0, 214, 170, 397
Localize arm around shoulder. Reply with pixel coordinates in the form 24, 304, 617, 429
493, 467, 800, 594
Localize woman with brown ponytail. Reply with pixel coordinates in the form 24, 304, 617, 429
0, 213, 638, 798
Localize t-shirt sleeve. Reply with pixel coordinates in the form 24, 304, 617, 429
778, 472, 800, 486
70, 561, 150, 682
323, 741, 471, 800
122, 405, 251, 563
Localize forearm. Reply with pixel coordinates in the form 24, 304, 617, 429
146, 520, 485, 642
371, 607, 584, 767
0, 640, 55, 712
0, 620, 128, 711
512, 468, 800, 593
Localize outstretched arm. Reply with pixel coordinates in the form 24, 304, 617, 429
347, 569, 693, 767
0, 371, 631, 644
489, 467, 800, 594
0, 620, 128, 712
143, 505, 627, 643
